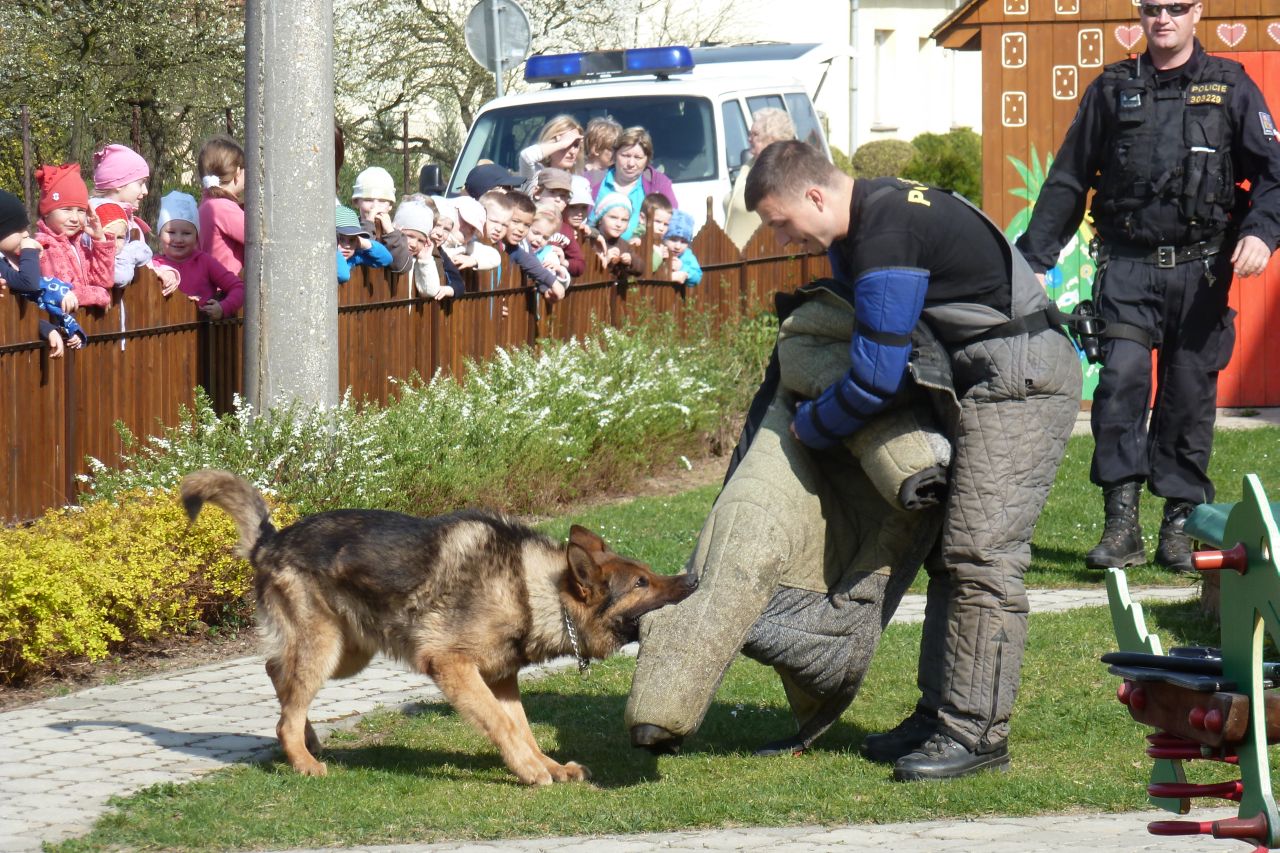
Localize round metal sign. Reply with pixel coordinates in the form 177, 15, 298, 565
464, 0, 532, 75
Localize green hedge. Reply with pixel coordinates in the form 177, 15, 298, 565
0, 490, 296, 685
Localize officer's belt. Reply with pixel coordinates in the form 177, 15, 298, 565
1096, 236, 1225, 269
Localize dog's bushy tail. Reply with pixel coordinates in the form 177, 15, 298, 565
180, 469, 275, 558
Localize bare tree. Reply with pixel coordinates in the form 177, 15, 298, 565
0, 0, 244, 220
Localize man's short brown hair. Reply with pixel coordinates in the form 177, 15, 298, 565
745, 140, 842, 212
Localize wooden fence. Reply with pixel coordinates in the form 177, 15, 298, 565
0, 220, 826, 523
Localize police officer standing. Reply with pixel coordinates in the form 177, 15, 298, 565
1017, 1, 1280, 572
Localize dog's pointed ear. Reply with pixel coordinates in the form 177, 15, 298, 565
566, 541, 602, 601
569, 524, 607, 554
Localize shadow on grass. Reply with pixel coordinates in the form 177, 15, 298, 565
1029, 543, 1101, 584
300, 692, 875, 788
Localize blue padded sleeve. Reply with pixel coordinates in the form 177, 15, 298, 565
793, 267, 929, 449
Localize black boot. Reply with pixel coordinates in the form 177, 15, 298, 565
1155, 500, 1197, 573
860, 707, 938, 763
1085, 482, 1146, 569
892, 732, 1010, 781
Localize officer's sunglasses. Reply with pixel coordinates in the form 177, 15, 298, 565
1139, 2, 1195, 17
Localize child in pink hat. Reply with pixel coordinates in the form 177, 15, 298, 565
90, 143, 153, 286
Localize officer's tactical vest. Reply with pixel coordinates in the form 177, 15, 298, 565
1092, 54, 1242, 244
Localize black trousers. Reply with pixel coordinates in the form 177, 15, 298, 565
1090, 253, 1236, 504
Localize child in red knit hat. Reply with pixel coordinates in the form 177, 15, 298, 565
33, 163, 116, 308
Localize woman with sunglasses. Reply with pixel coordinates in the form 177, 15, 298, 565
1016, 0, 1280, 574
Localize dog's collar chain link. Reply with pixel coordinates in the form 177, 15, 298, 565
561, 606, 590, 676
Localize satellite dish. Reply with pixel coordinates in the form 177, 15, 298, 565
465, 0, 532, 97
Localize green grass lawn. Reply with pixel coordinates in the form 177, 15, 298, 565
53, 427, 1280, 851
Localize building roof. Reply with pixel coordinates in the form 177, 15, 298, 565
930, 0, 983, 49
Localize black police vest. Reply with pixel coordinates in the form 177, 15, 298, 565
1092, 54, 1241, 245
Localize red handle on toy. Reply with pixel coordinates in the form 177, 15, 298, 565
1193, 542, 1248, 573
1148, 780, 1244, 801
1147, 744, 1239, 763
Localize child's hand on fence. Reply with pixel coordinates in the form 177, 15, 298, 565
156, 267, 181, 297
453, 253, 478, 270
198, 299, 224, 320
60, 290, 79, 313
434, 286, 454, 301
45, 328, 64, 358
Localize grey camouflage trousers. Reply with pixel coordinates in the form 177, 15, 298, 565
917, 326, 1081, 750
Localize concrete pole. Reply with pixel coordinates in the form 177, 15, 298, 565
243, 0, 339, 412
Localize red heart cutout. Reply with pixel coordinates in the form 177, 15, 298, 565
1114, 24, 1143, 50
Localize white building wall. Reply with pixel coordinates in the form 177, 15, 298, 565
671, 0, 982, 156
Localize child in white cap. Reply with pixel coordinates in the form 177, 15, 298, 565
152, 190, 244, 319
393, 198, 451, 300
351, 166, 411, 273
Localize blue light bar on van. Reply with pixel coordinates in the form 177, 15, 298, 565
524, 46, 694, 86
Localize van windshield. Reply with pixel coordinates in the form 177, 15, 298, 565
450, 95, 717, 192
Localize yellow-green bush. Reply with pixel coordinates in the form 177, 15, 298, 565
0, 490, 296, 684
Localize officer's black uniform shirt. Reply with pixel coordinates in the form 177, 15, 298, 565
1016, 40, 1280, 272
838, 177, 1012, 316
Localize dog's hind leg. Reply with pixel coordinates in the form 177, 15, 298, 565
489, 673, 589, 783
425, 654, 554, 786
264, 624, 340, 777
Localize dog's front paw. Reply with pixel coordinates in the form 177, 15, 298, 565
514, 762, 554, 786
294, 758, 328, 777
552, 760, 590, 783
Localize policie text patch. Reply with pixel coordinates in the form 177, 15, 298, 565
1188, 82, 1229, 105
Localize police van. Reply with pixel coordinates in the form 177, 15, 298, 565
446, 43, 838, 228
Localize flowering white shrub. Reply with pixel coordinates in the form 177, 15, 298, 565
80, 316, 772, 515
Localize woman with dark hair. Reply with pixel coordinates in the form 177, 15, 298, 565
587, 126, 677, 240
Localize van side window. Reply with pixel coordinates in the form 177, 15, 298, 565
746, 95, 786, 116
722, 101, 750, 170
785, 93, 826, 151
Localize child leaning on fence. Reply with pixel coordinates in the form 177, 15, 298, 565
529, 206, 571, 286
33, 163, 116, 308
151, 191, 244, 319
351, 166, 412, 274
394, 197, 462, 301
197, 136, 247, 278
530, 168, 585, 278
663, 209, 702, 285
502, 191, 568, 301
591, 192, 643, 278
0, 189, 83, 357
90, 144, 155, 287
440, 195, 500, 273
335, 204, 392, 284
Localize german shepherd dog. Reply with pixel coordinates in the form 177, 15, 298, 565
180, 469, 695, 785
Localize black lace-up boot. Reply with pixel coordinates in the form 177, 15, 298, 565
1085, 482, 1146, 569
1155, 500, 1197, 573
